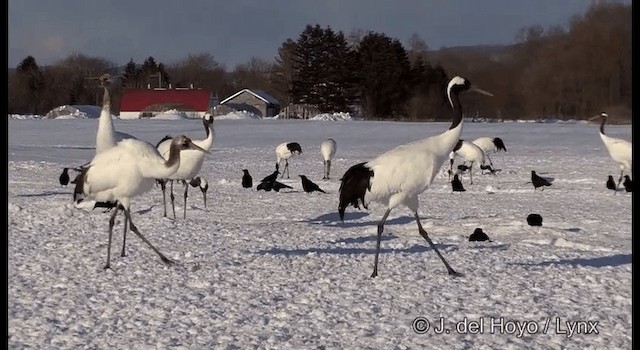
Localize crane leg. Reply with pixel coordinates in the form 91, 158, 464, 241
617, 170, 624, 189
414, 212, 463, 277
169, 180, 176, 219
201, 186, 207, 208
121, 204, 128, 257
159, 180, 167, 217
323, 160, 327, 179
327, 160, 332, 179
371, 209, 392, 278
104, 205, 121, 270
469, 162, 474, 185
285, 160, 290, 178
182, 180, 188, 219
123, 208, 174, 266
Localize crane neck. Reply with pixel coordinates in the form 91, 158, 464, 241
599, 116, 607, 135
102, 86, 111, 112
448, 88, 463, 130
163, 143, 183, 174
200, 119, 215, 150
95, 85, 116, 154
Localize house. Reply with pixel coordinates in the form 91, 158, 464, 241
215, 89, 280, 118
119, 86, 214, 119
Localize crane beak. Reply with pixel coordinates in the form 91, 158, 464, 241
587, 115, 600, 121
188, 142, 210, 154
470, 86, 494, 97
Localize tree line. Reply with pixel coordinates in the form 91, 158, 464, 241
8, 2, 630, 121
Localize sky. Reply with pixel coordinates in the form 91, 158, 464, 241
8, 109, 632, 348
8, 0, 597, 69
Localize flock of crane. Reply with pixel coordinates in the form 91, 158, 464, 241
57, 73, 632, 277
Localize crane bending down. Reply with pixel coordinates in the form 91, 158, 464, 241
471, 137, 506, 168
321, 138, 337, 179
597, 112, 632, 189
338, 76, 493, 278
156, 114, 214, 219
448, 139, 495, 184
73, 135, 209, 269
275, 142, 303, 178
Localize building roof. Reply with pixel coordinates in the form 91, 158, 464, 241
219, 89, 280, 106
120, 88, 212, 112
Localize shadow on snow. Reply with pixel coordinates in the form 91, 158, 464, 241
511, 253, 631, 268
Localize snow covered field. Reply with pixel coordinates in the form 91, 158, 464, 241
8, 116, 632, 349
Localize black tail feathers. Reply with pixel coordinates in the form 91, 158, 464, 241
72, 167, 89, 203
338, 162, 373, 221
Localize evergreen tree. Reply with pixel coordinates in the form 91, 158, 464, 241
356, 32, 411, 120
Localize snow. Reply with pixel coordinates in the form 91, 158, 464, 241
8, 116, 632, 349
214, 110, 262, 120
152, 109, 191, 120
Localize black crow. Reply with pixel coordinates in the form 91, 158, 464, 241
623, 175, 632, 193
451, 174, 466, 192
469, 228, 491, 242
531, 171, 553, 191
606, 175, 617, 192
242, 169, 253, 188
299, 175, 326, 193
59, 168, 70, 187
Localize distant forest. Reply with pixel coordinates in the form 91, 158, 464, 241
8, 2, 631, 122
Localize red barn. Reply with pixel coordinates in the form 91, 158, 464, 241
119, 87, 214, 119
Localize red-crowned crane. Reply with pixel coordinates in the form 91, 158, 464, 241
447, 139, 495, 184
275, 142, 303, 178
73, 135, 209, 269
320, 138, 337, 179
338, 76, 493, 278
597, 112, 632, 189
156, 114, 214, 219
471, 137, 506, 168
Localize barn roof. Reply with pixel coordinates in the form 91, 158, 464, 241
219, 89, 280, 106
120, 88, 212, 112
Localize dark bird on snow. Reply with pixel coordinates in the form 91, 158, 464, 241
299, 175, 326, 193
242, 169, 253, 188
469, 228, 491, 242
531, 171, 553, 191
623, 175, 632, 193
606, 175, 617, 192
527, 214, 543, 226
451, 174, 466, 192
272, 181, 293, 192
256, 180, 292, 192
59, 168, 71, 186
261, 170, 280, 184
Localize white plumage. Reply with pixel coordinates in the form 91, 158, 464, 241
95, 74, 137, 155
156, 114, 215, 219
275, 142, 303, 178
74, 135, 209, 269
598, 112, 632, 188
448, 140, 493, 184
338, 76, 493, 278
320, 138, 337, 179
